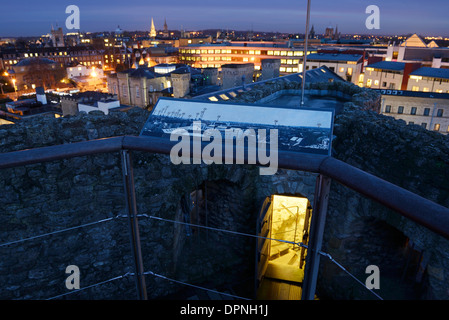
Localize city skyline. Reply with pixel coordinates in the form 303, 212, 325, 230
0, 0, 448, 38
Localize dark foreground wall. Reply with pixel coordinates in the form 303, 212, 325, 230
1, 80, 449, 300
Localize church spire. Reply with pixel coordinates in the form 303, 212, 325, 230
150, 18, 157, 38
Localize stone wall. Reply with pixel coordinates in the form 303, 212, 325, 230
1, 78, 449, 300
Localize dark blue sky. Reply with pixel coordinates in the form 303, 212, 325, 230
1, 0, 448, 37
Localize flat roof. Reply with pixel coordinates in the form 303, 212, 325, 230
366, 61, 406, 71
375, 89, 449, 100
307, 53, 363, 62
410, 67, 449, 80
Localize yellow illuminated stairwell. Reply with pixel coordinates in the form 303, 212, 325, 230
257, 195, 314, 300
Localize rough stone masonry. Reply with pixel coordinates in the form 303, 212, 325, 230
0, 79, 449, 300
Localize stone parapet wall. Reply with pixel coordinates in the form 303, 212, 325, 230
0, 78, 448, 300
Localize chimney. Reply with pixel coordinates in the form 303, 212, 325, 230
35, 87, 47, 105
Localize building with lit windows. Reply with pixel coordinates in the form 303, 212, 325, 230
363, 61, 421, 90
385, 34, 449, 69
0, 46, 104, 71
178, 42, 317, 75
11, 58, 65, 91
407, 67, 449, 93
305, 53, 363, 85
377, 89, 449, 134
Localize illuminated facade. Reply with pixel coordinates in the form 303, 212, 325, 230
179, 43, 317, 75
305, 53, 363, 85
407, 67, 449, 93
378, 89, 449, 134
0, 46, 103, 71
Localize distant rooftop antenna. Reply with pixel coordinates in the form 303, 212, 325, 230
300, 0, 311, 106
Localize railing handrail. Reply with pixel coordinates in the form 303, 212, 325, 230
1, 135, 449, 240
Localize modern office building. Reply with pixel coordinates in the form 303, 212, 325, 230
179, 42, 317, 75
407, 67, 449, 93
363, 61, 421, 90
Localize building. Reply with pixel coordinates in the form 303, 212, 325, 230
260, 59, 281, 81
385, 34, 449, 69
67, 64, 106, 92
50, 25, 65, 47
0, 87, 61, 122
378, 89, 449, 134
60, 91, 122, 116
221, 63, 254, 89
179, 42, 317, 75
150, 18, 157, 38
107, 64, 206, 108
363, 61, 421, 90
407, 67, 449, 93
11, 58, 65, 91
305, 53, 363, 84
0, 46, 104, 71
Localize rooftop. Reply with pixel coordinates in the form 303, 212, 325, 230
374, 89, 449, 100
366, 61, 406, 71
410, 67, 449, 80
306, 53, 363, 62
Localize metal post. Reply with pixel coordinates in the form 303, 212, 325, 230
121, 150, 148, 300
301, 174, 331, 300
301, 0, 311, 106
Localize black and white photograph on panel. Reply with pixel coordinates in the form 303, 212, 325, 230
140, 97, 335, 156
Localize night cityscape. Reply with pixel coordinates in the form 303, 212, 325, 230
0, 0, 449, 312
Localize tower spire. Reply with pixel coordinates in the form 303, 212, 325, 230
150, 18, 157, 38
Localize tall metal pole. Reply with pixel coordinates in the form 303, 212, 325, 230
121, 150, 148, 300
301, 174, 331, 300
301, 0, 311, 106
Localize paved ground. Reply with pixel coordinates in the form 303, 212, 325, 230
266, 94, 345, 114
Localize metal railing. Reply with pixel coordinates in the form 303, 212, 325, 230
1, 134, 449, 300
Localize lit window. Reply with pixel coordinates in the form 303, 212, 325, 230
209, 96, 218, 102
280, 67, 286, 72
287, 51, 293, 56
434, 123, 440, 131
267, 51, 274, 55
280, 51, 287, 56
412, 86, 419, 91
